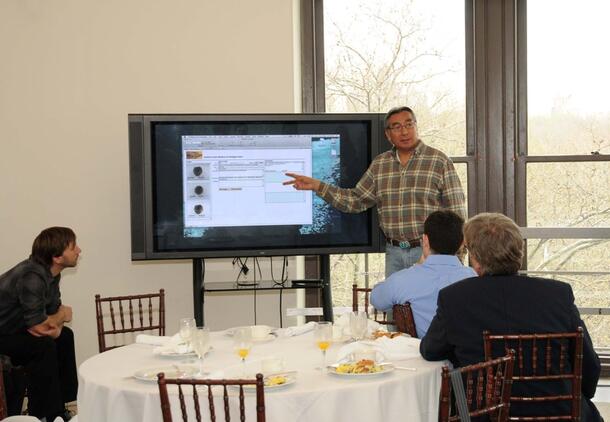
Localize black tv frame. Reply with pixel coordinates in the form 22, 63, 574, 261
128, 113, 386, 260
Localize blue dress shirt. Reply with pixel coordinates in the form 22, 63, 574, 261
370, 255, 477, 338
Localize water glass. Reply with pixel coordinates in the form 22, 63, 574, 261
191, 327, 210, 377
350, 311, 368, 340
179, 317, 197, 349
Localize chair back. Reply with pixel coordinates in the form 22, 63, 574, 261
95, 289, 165, 353
439, 351, 515, 422
157, 373, 266, 422
392, 302, 417, 337
352, 284, 392, 324
352, 284, 417, 336
483, 327, 584, 421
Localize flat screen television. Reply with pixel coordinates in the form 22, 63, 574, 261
128, 113, 386, 260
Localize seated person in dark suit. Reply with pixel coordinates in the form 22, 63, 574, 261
420, 213, 602, 421
0, 227, 80, 421
370, 210, 476, 338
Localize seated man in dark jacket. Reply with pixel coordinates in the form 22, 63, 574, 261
420, 213, 602, 421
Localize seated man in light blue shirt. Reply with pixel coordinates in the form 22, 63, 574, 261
370, 210, 476, 338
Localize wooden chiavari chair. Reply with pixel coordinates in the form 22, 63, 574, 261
95, 289, 165, 353
483, 327, 584, 421
157, 373, 266, 422
439, 351, 515, 422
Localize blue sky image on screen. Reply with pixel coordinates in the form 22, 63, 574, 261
299, 136, 340, 235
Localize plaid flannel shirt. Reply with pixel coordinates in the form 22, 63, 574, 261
317, 141, 466, 242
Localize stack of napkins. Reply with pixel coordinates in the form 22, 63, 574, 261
135, 333, 192, 355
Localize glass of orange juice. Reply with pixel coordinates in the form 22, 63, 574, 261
314, 321, 332, 372
233, 327, 253, 377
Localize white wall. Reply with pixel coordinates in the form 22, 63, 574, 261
0, 0, 302, 364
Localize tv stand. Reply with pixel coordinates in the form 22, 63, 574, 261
191, 257, 333, 326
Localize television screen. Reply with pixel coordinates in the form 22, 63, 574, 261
129, 114, 384, 259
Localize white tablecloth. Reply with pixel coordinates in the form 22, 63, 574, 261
78, 331, 444, 422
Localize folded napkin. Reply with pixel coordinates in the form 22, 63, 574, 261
136, 333, 193, 354
336, 335, 421, 362
135, 334, 176, 346
153, 343, 193, 355
372, 336, 421, 361
274, 321, 316, 337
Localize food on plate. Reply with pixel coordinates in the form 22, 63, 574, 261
264, 375, 287, 386
335, 359, 382, 374
372, 330, 402, 339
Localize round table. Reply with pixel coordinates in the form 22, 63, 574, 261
78, 331, 444, 421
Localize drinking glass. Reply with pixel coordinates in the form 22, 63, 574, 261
191, 327, 210, 377
350, 311, 368, 341
179, 317, 197, 350
314, 321, 332, 371
233, 327, 253, 377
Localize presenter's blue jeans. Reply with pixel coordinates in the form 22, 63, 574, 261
385, 244, 422, 277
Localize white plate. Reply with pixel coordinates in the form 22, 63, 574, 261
159, 345, 212, 357
332, 335, 353, 344
133, 366, 198, 382
159, 350, 197, 357
252, 334, 276, 343
327, 362, 395, 377
242, 373, 297, 390
225, 326, 274, 337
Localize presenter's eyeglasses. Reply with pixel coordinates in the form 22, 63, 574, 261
387, 120, 416, 132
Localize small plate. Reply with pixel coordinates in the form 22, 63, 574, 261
159, 350, 197, 357
225, 326, 274, 337
133, 366, 198, 382
243, 373, 297, 390
327, 362, 395, 377
159, 345, 212, 357
252, 334, 276, 343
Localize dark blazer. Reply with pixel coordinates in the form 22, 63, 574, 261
420, 274, 602, 421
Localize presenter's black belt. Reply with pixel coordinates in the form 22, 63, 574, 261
386, 237, 421, 249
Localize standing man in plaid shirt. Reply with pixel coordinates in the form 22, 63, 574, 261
284, 106, 466, 277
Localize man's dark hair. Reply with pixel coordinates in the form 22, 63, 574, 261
31, 226, 76, 267
384, 106, 417, 128
424, 210, 464, 255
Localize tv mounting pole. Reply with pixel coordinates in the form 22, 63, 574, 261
192, 258, 204, 326
320, 254, 333, 322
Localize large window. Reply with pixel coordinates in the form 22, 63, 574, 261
523, 0, 610, 347
322, 0, 467, 306
304, 0, 609, 350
